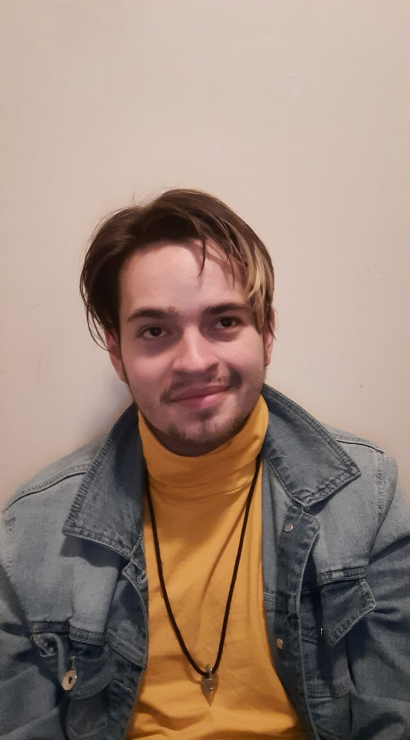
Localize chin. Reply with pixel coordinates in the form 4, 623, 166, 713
166, 412, 249, 453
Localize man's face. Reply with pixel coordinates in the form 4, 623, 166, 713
106, 240, 273, 456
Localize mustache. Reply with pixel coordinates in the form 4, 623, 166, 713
160, 368, 242, 404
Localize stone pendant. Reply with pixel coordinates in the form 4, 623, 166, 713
201, 664, 218, 704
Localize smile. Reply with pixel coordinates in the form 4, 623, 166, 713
169, 386, 230, 409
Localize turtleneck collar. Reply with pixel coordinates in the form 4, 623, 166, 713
138, 396, 268, 499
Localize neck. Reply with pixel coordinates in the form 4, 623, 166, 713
138, 396, 269, 494
143, 415, 252, 457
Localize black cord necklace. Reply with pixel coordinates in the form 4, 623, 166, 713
144, 454, 261, 704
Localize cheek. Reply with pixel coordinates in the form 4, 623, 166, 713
122, 353, 168, 392
227, 336, 265, 371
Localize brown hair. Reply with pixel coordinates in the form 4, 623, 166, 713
80, 188, 274, 345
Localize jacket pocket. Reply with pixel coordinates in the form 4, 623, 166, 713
32, 631, 112, 740
31, 631, 72, 685
63, 641, 112, 740
300, 576, 375, 699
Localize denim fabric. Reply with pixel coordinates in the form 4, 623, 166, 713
1, 385, 409, 740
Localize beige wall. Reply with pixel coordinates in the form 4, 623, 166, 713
1, 0, 409, 503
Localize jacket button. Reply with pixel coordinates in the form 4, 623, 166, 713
276, 638, 283, 649
62, 669, 77, 691
284, 523, 293, 532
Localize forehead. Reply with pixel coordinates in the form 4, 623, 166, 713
119, 240, 247, 315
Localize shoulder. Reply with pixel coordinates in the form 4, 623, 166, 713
3, 404, 139, 517
0, 440, 103, 610
262, 382, 392, 459
2, 438, 103, 515
323, 424, 398, 497
0, 405, 139, 598
261, 384, 399, 505
325, 423, 383, 452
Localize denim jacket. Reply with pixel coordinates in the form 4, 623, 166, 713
1, 386, 410, 740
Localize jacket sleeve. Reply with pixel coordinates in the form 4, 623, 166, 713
347, 453, 410, 740
0, 516, 67, 740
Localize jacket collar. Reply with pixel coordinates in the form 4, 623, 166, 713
63, 405, 144, 559
63, 386, 360, 557
261, 385, 360, 507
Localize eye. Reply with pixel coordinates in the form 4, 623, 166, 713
141, 326, 167, 339
215, 317, 238, 329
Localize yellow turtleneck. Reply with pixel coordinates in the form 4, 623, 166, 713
128, 396, 307, 740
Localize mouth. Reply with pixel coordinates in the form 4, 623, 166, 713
168, 385, 230, 409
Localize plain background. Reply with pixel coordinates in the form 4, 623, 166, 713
1, 0, 409, 504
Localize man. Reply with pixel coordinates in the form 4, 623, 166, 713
1, 189, 409, 740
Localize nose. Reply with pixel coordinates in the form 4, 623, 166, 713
172, 328, 218, 376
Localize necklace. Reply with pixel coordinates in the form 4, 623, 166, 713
144, 454, 261, 704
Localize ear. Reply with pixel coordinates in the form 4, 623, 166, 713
104, 329, 127, 383
262, 307, 275, 367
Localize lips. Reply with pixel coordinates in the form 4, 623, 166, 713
165, 385, 230, 410
160, 370, 242, 407
170, 386, 229, 403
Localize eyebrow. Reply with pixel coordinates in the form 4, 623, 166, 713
126, 303, 249, 323
203, 302, 249, 316
126, 308, 178, 323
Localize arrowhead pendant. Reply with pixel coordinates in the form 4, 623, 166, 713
201, 665, 218, 704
